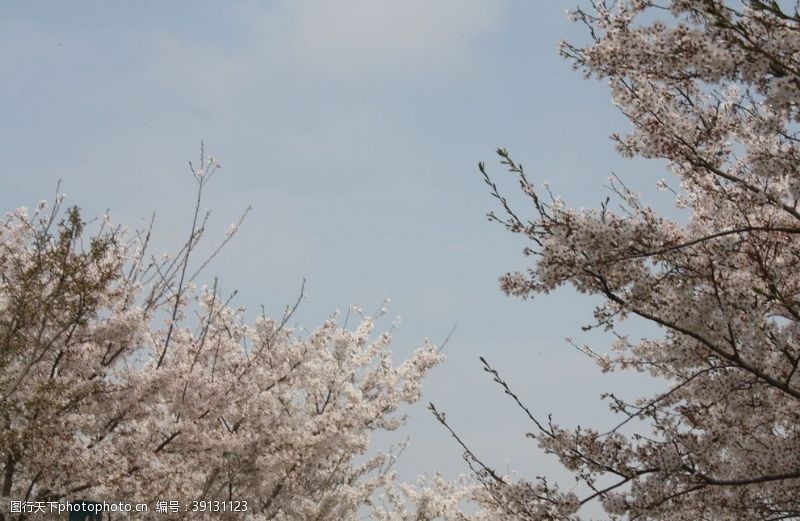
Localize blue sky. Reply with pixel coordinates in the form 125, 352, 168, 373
2, 1, 675, 509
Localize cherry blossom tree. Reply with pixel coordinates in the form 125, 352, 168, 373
405, 1, 800, 520
0, 154, 441, 520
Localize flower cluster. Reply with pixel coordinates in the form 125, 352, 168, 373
0, 190, 441, 520
420, 1, 800, 519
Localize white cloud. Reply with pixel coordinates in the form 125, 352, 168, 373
257, 0, 507, 80
139, 0, 506, 107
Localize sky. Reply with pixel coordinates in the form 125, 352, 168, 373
1, 1, 677, 514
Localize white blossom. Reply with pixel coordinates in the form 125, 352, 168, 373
0, 194, 441, 520
410, 2, 800, 519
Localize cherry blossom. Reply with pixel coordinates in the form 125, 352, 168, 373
395, 2, 800, 519
0, 158, 441, 520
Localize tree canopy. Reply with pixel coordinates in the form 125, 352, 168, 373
403, 1, 800, 519
0, 161, 441, 520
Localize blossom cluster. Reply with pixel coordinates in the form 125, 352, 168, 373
412, 1, 800, 519
0, 192, 441, 520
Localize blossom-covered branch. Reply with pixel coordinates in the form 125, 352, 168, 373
0, 154, 441, 520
